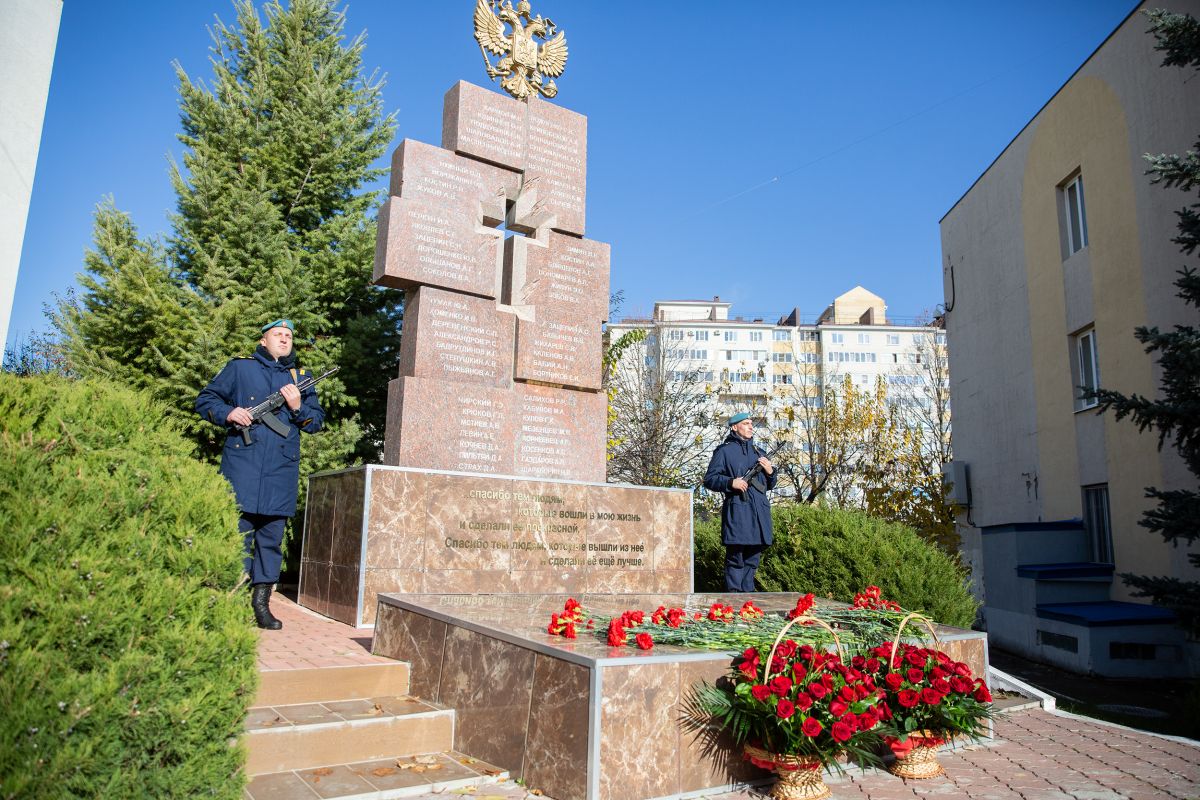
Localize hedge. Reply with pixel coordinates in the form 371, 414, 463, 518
694, 504, 978, 628
0, 375, 256, 798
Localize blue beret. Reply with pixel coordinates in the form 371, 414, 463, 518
261, 318, 295, 334
728, 412, 750, 426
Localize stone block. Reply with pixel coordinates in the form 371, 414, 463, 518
525, 98, 587, 236
396, 286, 516, 388
515, 383, 606, 482
441, 81, 527, 172
383, 376, 515, 474
389, 137, 517, 221
372, 195, 504, 297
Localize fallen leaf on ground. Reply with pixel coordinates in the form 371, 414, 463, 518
415, 754, 439, 764
370, 767, 396, 777
369, 703, 384, 715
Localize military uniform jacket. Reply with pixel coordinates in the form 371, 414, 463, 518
702, 432, 777, 546
195, 350, 325, 517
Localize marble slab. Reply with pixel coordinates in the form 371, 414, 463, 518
396, 286, 516, 389
442, 80, 587, 236
298, 466, 694, 626
371, 592, 991, 800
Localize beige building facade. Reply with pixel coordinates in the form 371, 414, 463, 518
940, 1, 1199, 675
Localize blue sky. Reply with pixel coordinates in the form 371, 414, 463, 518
8, 0, 1140, 349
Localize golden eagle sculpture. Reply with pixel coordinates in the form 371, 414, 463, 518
474, 0, 568, 101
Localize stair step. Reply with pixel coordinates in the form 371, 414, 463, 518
1017, 562, 1114, 580
256, 663, 410, 707
246, 696, 454, 775
1035, 600, 1177, 627
244, 751, 509, 800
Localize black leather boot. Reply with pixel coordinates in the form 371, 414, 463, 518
251, 583, 283, 630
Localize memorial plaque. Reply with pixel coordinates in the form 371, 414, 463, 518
397, 286, 516, 388
300, 466, 695, 625
383, 377, 516, 474
389, 137, 517, 221
525, 99, 587, 236
515, 383, 606, 482
514, 314, 603, 391
373, 196, 504, 297
442, 81, 527, 172
505, 231, 609, 323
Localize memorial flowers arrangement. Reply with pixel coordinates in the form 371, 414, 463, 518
695, 637, 888, 769
867, 641, 993, 749
545, 591, 910, 656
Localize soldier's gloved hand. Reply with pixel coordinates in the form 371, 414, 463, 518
280, 384, 302, 411
731, 477, 749, 493
227, 407, 253, 427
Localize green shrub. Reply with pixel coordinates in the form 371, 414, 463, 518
694, 504, 979, 628
0, 375, 257, 798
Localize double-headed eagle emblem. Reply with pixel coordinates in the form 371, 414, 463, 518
474, 0, 568, 101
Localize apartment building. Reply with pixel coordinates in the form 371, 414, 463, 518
939, 1, 1199, 676
607, 285, 946, 452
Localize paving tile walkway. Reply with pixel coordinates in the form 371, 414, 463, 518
259, 593, 1200, 799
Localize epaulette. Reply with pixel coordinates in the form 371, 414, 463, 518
235, 356, 254, 360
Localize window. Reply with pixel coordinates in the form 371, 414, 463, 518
1062, 174, 1089, 255
749, 331, 763, 342
936, 333, 947, 346
773, 374, 793, 385
693, 330, 709, 341
798, 330, 820, 341
771, 352, 793, 363
830, 333, 844, 344
724, 331, 737, 342
1082, 484, 1113, 563
886, 334, 900, 346
773, 330, 791, 341
857, 333, 870, 344
667, 329, 685, 341
1074, 328, 1100, 410
798, 353, 820, 363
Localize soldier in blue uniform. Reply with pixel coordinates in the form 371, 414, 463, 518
703, 413, 777, 593
196, 319, 325, 629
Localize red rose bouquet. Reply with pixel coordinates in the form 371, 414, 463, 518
864, 642, 993, 754
694, 629, 887, 773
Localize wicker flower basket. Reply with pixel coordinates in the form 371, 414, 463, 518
885, 730, 946, 779
744, 744, 831, 800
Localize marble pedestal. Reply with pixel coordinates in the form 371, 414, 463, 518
298, 465, 694, 626
371, 592, 990, 800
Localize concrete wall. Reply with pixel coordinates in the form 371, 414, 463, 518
0, 0, 62, 347
941, 0, 1200, 600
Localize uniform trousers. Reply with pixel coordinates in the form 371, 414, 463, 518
724, 544, 767, 593
239, 513, 288, 585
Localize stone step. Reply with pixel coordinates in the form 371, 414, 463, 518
244, 751, 509, 800
245, 696, 454, 775
255, 663, 410, 707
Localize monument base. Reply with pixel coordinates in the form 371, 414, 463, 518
372, 592, 990, 800
298, 465, 693, 626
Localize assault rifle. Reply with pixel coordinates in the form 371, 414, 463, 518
236, 366, 339, 445
740, 440, 792, 493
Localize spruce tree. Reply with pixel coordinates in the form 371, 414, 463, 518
54, 0, 398, 473
1091, 9, 1200, 632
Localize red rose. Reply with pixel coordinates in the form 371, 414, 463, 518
930, 667, 948, 680
829, 700, 848, 718
776, 699, 796, 719
821, 674, 834, 689
770, 676, 793, 696
795, 692, 814, 711
897, 690, 919, 708
831, 720, 854, 743
857, 708, 879, 730
974, 684, 993, 703
954, 661, 972, 677
921, 688, 944, 706
801, 717, 823, 737
906, 651, 926, 667
792, 663, 808, 681
884, 673, 904, 690
635, 632, 654, 650
864, 658, 881, 673
906, 668, 924, 684
856, 684, 872, 701
933, 678, 952, 695
936, 652, 953, 665
951, 677, 973, 694
808, 682, 827, 699
751, 684, 772, 701
776, 639, 797, 659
